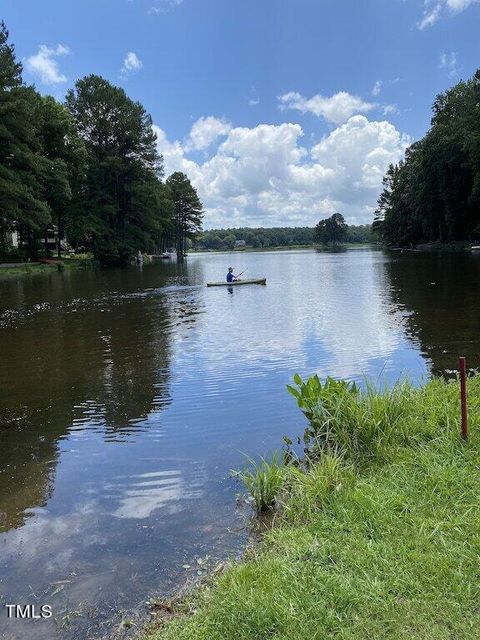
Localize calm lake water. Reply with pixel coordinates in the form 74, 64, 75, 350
1, 248, 479, 639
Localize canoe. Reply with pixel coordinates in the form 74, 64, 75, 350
206, 278, 267, 287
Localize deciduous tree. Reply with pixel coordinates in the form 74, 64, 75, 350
315, 213, 348, 245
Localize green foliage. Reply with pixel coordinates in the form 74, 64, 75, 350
376, 69, 480, 246
235, 453, 286, 514
315, 213, 348, 244
0, 20, 21, 90
281, 454, 350, 524
166, 171, 203, 256
65, 75, 170, 265
346, 223, 372, 243
195, 224, 372, 251
0, 21, 199, 266
0, 24, 51, 255
287, 374, 415, 463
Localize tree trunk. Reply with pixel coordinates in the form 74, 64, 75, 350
57, 213, 61, 259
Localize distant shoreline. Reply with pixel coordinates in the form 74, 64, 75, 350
190, 243, 375, 254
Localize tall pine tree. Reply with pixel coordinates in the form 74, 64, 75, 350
166, 171, 203, 258
66, 75, 167, 265
0, 22, 51, 258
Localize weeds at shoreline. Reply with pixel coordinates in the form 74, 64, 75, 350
234, 453, 286, 515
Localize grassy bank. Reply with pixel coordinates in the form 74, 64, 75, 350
0, 263, 58, 277
144, 375, 480, 640
0, 255, 96, 278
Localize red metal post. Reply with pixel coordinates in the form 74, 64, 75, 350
459, 357, 468, 440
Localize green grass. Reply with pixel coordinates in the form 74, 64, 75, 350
0, 256, 96, 278
144, 375, 480, 640
235, 453, 287, 514
0, 263, 58, 277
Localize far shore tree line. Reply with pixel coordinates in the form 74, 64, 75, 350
0, 22, 203, 266
374, 69, 480, 247
195, 220, 372, 251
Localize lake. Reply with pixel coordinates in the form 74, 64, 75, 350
1, 248, 479, 639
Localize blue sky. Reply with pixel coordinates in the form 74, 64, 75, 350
2, 0, 479, 228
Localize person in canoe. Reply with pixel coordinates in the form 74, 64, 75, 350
226, 267, 241, 283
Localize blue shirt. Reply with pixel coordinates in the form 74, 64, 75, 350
226, 272, 234, 282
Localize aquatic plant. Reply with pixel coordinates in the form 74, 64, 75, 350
287, 374, 415, 464
236, 453, 286, 514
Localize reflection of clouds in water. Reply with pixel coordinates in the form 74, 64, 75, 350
110, 469, 205, 519
183, 252, 415, 381
2, 501, 103, 568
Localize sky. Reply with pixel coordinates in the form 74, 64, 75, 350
2, 0, 479, 229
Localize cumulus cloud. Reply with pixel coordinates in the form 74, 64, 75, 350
155, 115, 410, 228
188, 116, 231, 151
25, 44, 70, 85
121, 51, 143, 78
278, 91, 375, 125
418, 0, 479, 29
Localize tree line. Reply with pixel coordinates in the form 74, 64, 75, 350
374, 69, 480, 247
0, 22, 203, 265
195, 221, 372, 251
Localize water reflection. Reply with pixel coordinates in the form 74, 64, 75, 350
384, 251, 480, 374
111, 467, 205, 519
0, 266, 183, 532
195, 250, 422, 383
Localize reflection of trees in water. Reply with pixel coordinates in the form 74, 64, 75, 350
98, 295, 173, 434
0, 262, 201, 531
384, 252, 480, 375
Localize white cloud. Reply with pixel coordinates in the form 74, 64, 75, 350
383, 104, 399, 116
248, 86, 260, 106
417, 3, 442, 29
25, 44, 70, 85
121, 51, 143, 78
418, 0, 479, 28
439, 51, 459, 77
155, 115, 410, 228
372, 81, 383, 97
446, 0, 479, 10
188, 116, 231, 151
278, 91, 375, 125
149, 0, 183, 13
